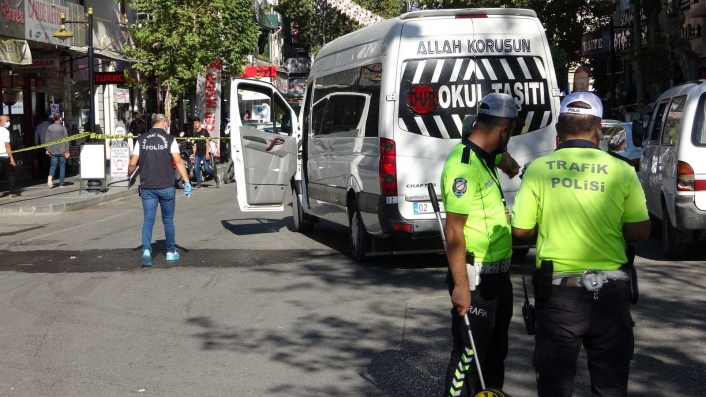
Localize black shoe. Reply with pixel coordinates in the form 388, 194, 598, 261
10, 192, 20, 198
63, 181, 74, 186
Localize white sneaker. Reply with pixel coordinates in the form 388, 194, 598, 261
47, 176, 53, 188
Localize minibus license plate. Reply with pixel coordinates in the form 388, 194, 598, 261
414, 202, 441, 214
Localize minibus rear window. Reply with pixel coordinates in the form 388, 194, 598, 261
398, 56, 553, 139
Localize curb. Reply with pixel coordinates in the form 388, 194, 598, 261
0, 187, 139, 214
0, 164, 228, 214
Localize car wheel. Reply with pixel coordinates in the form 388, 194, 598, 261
176, 179, 184, 189
223, 161, 234, 184
292, 187, 314, 233
349, 205, 368, 262
662, 205, 687, 259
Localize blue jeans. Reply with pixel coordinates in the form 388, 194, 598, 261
49, 154, 66, 184
194, 154, 217, 186
141, 187, 176, 253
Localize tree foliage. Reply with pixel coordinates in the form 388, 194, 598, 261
124, 0, 259, 116
276, 0, 405, 54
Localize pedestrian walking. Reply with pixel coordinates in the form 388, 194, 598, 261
511, 92, 650, 397
128, 113, 191, 267
45, 113, 71, 188
129, 112, 147, 137
34, 114, 51, 178
191, 118, 220, 188
0, 115, 19, 198
440, 93, 521, 397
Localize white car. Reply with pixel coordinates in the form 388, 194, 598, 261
639, 81, 706, 258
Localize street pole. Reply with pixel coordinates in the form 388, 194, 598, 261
633, 5, 644, 103
610, 21, 616, 112
88, 7, 95, 134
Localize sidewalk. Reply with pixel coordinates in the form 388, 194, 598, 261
0, 174, 138, 214
0, 164, 228, 214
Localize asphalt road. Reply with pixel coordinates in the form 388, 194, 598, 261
0, 184, 704, 396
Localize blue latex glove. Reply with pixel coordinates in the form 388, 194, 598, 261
184, 182, 192, 198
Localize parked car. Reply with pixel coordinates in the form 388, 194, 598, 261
604, 122, 643, 170
638, 80, 706, 258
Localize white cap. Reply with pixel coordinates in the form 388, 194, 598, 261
560, 92, 603, 118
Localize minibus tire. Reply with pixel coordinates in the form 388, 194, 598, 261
292, 187, 314, 233
349, 206, 368, 262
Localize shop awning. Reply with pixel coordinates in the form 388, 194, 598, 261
0, 39, 32, 65
68, 46, 135, 63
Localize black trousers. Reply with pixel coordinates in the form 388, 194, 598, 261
445, 271, 513, 396
534, 281, 634, 397
0, 157, 16, 194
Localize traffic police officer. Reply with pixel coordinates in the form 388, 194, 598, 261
441, 93, 520, 397
511, 92, 650, 397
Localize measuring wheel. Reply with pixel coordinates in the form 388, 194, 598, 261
475, 388, 507, 397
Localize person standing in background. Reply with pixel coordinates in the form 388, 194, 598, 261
0, 115, 19, 198
129, 112, 147, 137
34, 114, 52, 178
46, 113, 71, 188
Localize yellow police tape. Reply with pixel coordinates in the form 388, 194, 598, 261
9, 132, 92, 154
10, 132, 230, 154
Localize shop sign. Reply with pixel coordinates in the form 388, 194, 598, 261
116, 88, 129, 103
68, 145, 79, 165
196, 61, 221, 156
572, 66, 591, 92
581, 30, 611, 57
1, 0, 26, 39
15, 57, 59, 72
0, 38, 31, 65
241, 65, 277, 78
288, 78, 306, 95
25, 0, 69, 46
93, 71, 125, 85
110, 146, 130, 178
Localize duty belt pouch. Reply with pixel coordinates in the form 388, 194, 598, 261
533, 260, 553, 307
623, 245, 639, 304
465, 252, 480, 291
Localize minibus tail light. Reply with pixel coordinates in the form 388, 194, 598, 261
379, 138, 397, 197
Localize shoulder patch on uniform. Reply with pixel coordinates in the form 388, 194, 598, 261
607, 151, 634, 166
453, 178, 468, 197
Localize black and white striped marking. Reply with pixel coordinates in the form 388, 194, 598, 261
399, 56, 554, 139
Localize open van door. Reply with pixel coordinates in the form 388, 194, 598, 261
230, 78, 298, 212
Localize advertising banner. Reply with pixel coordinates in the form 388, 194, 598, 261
25, 0, 69, 46
196, 61, 222, 157
1, 0, 26, 39
0, 38, 31, 65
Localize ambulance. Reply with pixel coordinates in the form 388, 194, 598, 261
229, 8, 561, 261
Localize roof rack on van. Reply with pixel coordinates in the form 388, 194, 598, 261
399, 8, 537, 20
